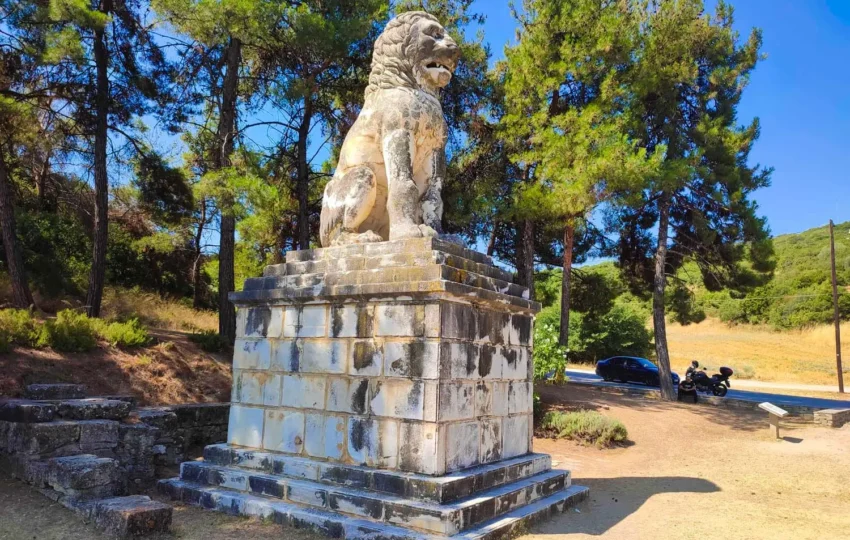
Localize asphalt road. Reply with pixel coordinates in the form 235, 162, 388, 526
565, 368, 850, 411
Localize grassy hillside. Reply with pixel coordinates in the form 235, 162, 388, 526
695, 221, 850, 328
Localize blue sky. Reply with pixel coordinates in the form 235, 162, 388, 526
469, 0, 850, 236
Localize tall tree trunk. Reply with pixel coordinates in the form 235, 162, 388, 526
215, 37, 241, 342
191, 199, 207, 309
85, 14, 110, 318
486, 220, 498, 257
296, 98, 314, 249
653, 193, 675, 400
0, 148, 34, 308
514, 219, 535, 300
558, 221, 575, 347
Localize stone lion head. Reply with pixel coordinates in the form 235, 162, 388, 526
365, 11, 460, 101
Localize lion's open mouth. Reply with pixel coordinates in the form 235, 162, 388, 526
425, 61, 453, 72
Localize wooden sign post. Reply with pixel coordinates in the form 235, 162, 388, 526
759, 402, 789, 439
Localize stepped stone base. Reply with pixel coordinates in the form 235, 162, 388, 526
160, 445, 587, 539
177, 239, 587, 537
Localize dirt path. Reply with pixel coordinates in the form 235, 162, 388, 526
1, 386, 848, 539
531, 385, 850, 540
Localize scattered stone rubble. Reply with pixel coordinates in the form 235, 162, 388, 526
0, 383, 229, 537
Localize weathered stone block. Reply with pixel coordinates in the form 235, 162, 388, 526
304, 414, 346, 460
238, 307, 272, 338
398, 422, 444, 475
233, 339, 271, 370
302, 340, 347, 374
87, 495, 172, 538
444, 421, 479, 471
79, 420, 119, 452
42, 454, 124, 499
57, 399, 132, 421
376, 305, 425, 337
480, 418, 502, 464
327, 378, 369, 415
24, 384, 86, 400
227, 406, 264, 448
510, 315, 533, 346
236, 371, 264, 405
0, 400, 56, 423
383, 340, 439, 379
282, 376, 326, 410
508, 382, 532, 415
262, 410, 302, 455
477, 344, 503, 379
284, 306, 327, 337
347, 417, 398, 468
502, 415, 530, 459
370, 380, 436, 421
503, 347, 530, 380
440, 342, 479, 379
11, 421, 81, 456
350, 340, 382, 376
271, 339, 301, 372
330, 304, 374, 338
441, 303, 477, 341
438, 382, 475, 421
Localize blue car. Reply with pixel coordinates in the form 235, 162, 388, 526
595, 356, 680, 387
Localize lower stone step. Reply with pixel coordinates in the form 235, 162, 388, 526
158, 478, 588, 539
70, 495, 172, 538
57, 399, 133, 421
29, 454, 126, 500
178, 461, 568, 535
204, 444, 552, 504
25, 383, 87, 400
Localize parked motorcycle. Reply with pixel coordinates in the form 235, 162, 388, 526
681, 361, 733, 397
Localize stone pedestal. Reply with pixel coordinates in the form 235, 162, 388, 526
160, 238, 587, 538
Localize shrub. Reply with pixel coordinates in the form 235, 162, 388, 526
95, 318, 150, 348
38, 309, 98, 352
538, 410, 628, 448
532, 306, 569, 382
0, 309, 42, 348
189, 329, 229, 353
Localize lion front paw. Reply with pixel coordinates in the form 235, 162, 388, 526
390, 223, 437, 241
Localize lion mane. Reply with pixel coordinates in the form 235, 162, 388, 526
364, 11, 440, 101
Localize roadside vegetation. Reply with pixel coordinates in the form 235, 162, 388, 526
537, 410, 628, 448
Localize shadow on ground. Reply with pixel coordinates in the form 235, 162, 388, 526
536, 476, 720, 536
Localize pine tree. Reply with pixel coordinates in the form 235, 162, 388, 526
610, 0, 773, 400
502, 0, 660, 347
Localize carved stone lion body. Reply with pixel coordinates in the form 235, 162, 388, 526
319, 11, 459, 247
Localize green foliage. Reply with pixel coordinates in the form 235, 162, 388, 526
134, 153, 194, 226
538, 410, 628, 448
532, 306, 569, 381
94, 318, 150, 348
0, 309, 42, 350
189, 329, 229, 353
17, 209, 92, 297
38, 310, 98, 352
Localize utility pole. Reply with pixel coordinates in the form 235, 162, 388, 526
829, 220, 844, 393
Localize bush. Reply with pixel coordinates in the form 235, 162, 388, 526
0, 309, 42, 349
538, 410, 628, 448
39, 309, 98, 352
189, 329, 229, 353
532, 306, 569, 382
94, 318, 150, 348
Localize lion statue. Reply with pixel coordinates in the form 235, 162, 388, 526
319, 11, 459, 247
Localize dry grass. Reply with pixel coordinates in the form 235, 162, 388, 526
666, 317, 849, 385
0, 331, 232, 405
101, 287, 218, 332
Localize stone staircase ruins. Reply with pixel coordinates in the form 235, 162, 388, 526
0, 383, 175, 537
